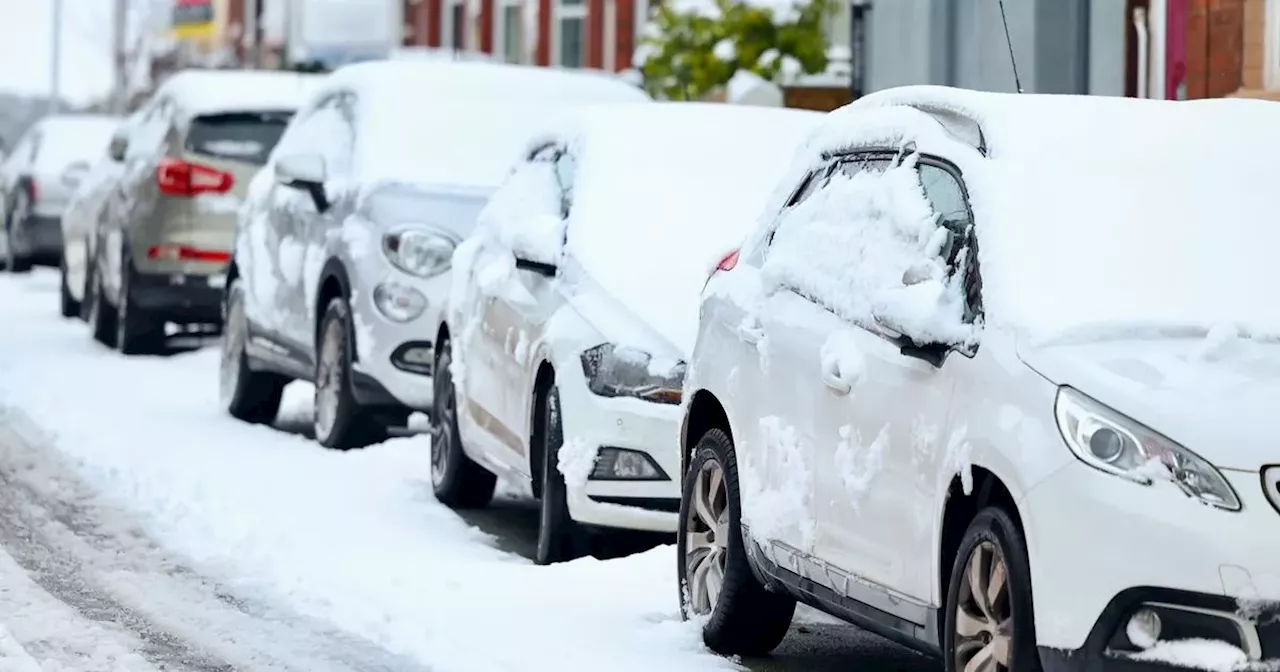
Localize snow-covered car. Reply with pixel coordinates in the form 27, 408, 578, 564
1, 114, 122, 273
60, 115, 136, 319
87, 69, 319, 355
219, 59, 650, 450
440, 103, 822, 565
679, 86, 1280, 670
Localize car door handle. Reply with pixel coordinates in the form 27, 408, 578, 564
822, 368, 852, 396
737, 323, 764, 344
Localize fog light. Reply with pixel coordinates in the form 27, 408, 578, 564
1127, 608, 1162, 649
589, 447, 668, 481
390, 341, 434, 375
373, 281, 426, 322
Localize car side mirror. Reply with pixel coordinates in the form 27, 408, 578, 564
274, 152, 329, 212
870, 307, 949, 368
514, 257, 557, 277
108, 134, 128, 162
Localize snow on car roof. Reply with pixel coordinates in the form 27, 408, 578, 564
154, 69, 322, 116
317, 59, 651, 192
30, 114, 123, 173
556, 102, 823, 356
763, 85, 1280, 338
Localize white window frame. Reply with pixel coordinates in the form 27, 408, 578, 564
552, 0, 588, 67
1267, 0, 1280, 88
494, 0, 525, 63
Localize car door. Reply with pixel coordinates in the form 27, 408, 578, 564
756, 152, 976, 607
103, 97, 173, 294
469, 146, 571, 475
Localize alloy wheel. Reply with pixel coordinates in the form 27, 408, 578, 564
314, 318, 344, 440
684, 458, 729, 616
954, 541, 1013, 672
430, 375, 454, 487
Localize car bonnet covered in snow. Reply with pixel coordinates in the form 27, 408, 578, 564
319, 60, 651, 193
759, 85, 1280, 340
562, 103, 822, 356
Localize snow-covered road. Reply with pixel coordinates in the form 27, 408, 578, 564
0, 269, 937, 672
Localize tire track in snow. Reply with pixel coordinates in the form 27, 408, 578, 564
0, 407, 429, 672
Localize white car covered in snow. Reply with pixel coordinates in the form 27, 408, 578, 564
679, 86, 1280, 670
438, 103, 822, 565
220, 59, 649, 449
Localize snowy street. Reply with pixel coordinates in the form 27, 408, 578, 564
0, 269, 936, 671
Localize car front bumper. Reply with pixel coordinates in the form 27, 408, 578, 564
1024, 460, 1280, 668
557, 368, 681, 534
348, 286, 436, 412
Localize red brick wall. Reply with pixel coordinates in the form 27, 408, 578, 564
587, 0, 604, 68
1186, 0, 1245, 98
615, 0, 635, 71
480, 0, 495, 52
537, 0, 552, 65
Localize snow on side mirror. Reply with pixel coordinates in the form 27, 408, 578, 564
274, 153, 329, 212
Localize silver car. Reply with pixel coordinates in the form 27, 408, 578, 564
219, 59, 651, 449
88, 69, 319, 355
1, 114, 122, 273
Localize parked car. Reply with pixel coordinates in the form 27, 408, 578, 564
87, 69, 320, 354
441, 103, 821, 565
1, 114, 122, 273
60, 114, 136, 318
219, 59, 650, 450
679, 85, 1280, 670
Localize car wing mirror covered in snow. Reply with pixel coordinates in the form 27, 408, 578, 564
274, 152, 329, 213
514, 257, 557, 277
108, 133, 128, 162
870, 308, 949, 368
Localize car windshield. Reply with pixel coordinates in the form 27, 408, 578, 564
185, 111, 293, 165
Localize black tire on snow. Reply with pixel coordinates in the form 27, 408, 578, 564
429, 347, 497, 508
313, 297, 385, 450
678, 428, 796, 656
88, 263, 118, 348
221, 279, 287, 424
5, 228, 31, 274
59, 255, 80, 318
115, 263, 164, 355
534, 384, 589, 565
943, 507, 1041, 672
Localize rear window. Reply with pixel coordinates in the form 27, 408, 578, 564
185, 111, 293, 165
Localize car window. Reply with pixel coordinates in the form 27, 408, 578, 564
127, 98, 173, 159
185, 111, 293, 166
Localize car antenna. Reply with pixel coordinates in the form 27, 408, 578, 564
997, 0, 1024, 93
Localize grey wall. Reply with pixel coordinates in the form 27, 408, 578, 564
864, 0, 1121, 96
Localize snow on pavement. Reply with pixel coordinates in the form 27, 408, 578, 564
0, 270, 734, 672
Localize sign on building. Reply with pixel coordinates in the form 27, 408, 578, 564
171, 0, 217, 41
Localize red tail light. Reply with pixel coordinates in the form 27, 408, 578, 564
155, 158, 234, 197
703, 248, 740, 290
148, 244, 232, 264
26, 178, 38, 203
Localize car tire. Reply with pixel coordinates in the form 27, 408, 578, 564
943, 507, 1040, 672
115, 261, 164, 355
59, 254, 80, 318
679, 428, 796, 656
4, 229, 30, 274
88, 262, 118, 348
313, 297, 383, 450
534, 384, 589, 566
220, 278, 287, 424
429, 347, 497, 508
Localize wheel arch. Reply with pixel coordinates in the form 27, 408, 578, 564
315, 258, 353, 355
528, 360, 556, 500
936, 466, 1025, 633
681, 389, 732, 477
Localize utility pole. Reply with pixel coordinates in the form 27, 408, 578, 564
50, 0, 63, 113
849, 0, 871, 101
113, 0, 129, 112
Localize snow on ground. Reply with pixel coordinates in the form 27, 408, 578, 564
0, 270, 735, 672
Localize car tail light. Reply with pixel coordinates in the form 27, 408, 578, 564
26, 178, 38, 203
703, 248, 740, 290
155, 158, 234, 197
147, 244, 231, 264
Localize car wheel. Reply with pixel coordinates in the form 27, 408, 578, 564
59, 253, 80, 318
943, 508, 1040, 672
534, 384, 589, 565
6, 195, 33, 273
220, 278, 287, 424
430, 347, 497, 508
313, 297, 382, 450
88, 262, 118, 348
679, 427, 796, 656
115, 260, 163, 355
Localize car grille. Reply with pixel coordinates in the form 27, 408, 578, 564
1264, 466, 1280, 515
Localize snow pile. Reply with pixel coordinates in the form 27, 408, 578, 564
565, 103, 821, 355
739, 416, 815, 551
0, 271, 733, 672
761, 158, 976, 346
557, 437, 598, 490
1129, 639, 1248, 671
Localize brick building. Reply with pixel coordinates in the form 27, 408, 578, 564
401, 0, 648, 72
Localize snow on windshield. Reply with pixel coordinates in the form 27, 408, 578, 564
567, 104, 822, 355
32, 116, 121, 174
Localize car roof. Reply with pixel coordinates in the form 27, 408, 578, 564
154, 69, 323, 117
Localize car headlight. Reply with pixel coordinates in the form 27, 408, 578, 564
382, 226, 456, 279
579, 343, 686, 405
1054, 387, 1240, 511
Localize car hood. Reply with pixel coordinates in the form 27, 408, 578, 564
1016, 329, 1280, 471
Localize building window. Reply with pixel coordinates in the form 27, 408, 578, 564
499, 0, 523, 62
446, 0, 466, 50
555, 0, 587, 68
